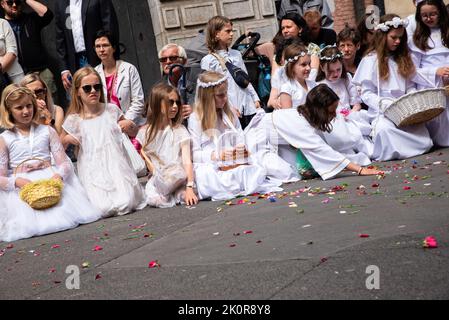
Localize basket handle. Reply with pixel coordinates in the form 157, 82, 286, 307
13, 157, 52, 177
378, 97, 396, 113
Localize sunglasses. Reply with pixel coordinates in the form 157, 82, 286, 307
81, 83, 102, 94
5, 0, 22, 6
168, 99, 181, 106
34, 88, 47, 98
159, 55, 179, 63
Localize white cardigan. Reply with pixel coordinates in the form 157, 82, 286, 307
95, 60, 146, 126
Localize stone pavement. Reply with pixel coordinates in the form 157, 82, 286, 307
1, 149, 448, 300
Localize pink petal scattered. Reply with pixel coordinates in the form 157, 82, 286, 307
6, 244, 14, 249
256, 240, 262, 244
423, 236, 438, 249
359, 234, 370, 238
372, 183, 380, 188
403, 186, 412, 191
243, 230, 253, 234
148, 260, 161, 268
229, 244, 236, 248
51, 245, 60, 249
92, 245, 103, 252
49, 268, 56, 273
95, 274, 102, 280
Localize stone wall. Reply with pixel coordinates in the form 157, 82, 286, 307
148, 0, 278, 51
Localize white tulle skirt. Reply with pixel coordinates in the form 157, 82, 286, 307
194, 162, 282, 201
0, 167, 102, 243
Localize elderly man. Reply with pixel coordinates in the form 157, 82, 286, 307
159, 43, 196, 119
276, 0, 334, 28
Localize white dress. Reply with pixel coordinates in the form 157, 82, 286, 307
352, 53, 433, 161
244, 108, 300, 184
280, 78, 317, 108
262, 109, 367, 180
318, 75, 374, 159
136, 125, 190, 208
188, 111, 282, 201
62, 104, 147, 217
201, 49, 259, 116
0, 125, 101, 242
409, 28, 449, 147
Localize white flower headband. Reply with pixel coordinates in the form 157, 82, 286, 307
197, 75, 227, 89
375, 17, 409, 32
319, 44, 343, 61
286, 51, 308, 64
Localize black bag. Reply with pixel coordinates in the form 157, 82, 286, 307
0, 72, 11, 95
212, 53, 251, 89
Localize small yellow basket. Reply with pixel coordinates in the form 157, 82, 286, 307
15, 158, 64, 210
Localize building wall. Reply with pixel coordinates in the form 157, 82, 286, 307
148, 0, 278, 51
384, 0, 449, 17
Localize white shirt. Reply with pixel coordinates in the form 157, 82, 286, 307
70, 0, 86, 53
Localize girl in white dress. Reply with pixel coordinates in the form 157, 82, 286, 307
136, 83, 198, 208
201, 16, 261, 128
316, 45, 373, 161
188, 71, 282, 201
61, 67, 146, 218
409, 0, 449, 147
279, 43, 317, 109
261, 84, 382, 180
353, 14, 433, 161
0, 85, 101, 242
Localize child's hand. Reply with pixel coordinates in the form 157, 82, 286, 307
359, 167, 384, 176
255, 101, 261, 109
15, 178, 32, 189
184, 188, 198, 206
51, 174, 63, 182
182, 104, 193, 119
352, 104, 362, 112
63, 134, 80, 147
220, 149, 235, 161
119, 119, 138, 136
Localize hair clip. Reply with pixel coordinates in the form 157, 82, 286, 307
319, 44, 338, 54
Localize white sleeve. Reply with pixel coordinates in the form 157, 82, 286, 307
124, 64, 145, 123
187, 114, 215, 164
49, 127, 73, 180
0, 136, 15, 191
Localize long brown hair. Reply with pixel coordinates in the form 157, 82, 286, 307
316, 46, 348, 82
206, 15, 232, 52
195, 71, 234, 137
297, 84, 339, 133
143, 82, 183, 147
367, 14, 415, 80
0, 84, 40, 130
413, 0, 449, 51
66, 67, 106, 117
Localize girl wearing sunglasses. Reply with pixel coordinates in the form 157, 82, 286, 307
61, 67, 147, 217
136, 83, 198, 208
20, 73, 65, 134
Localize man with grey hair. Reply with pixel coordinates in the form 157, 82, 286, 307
276, 0, 333, 28
158, 43, 195, 119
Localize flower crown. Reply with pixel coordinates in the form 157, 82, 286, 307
286, 51, 308, 64
319, 44, 343, 61
374, 17, 409, 32
197, 75, 227, 89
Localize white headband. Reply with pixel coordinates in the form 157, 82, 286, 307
197, 75, 227, 89
375, 17, 409, 32
286, 51, 308, 64
319, 44, 343, 61
415, 0, 425, 5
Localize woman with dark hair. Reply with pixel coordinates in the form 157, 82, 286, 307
93, 30, 146, 142
353, 14, 433, 161
409, 0, 449, 147
258, 84, 380, 180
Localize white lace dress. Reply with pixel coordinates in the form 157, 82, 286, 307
62, 104, 147, 217
0, 125, 101, 243
136, 125, 190, 208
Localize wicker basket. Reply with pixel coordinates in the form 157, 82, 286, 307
15, 158, 64, 210
384, 87, 447, 127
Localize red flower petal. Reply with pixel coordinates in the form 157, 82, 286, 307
229, 244, 236, 248
243, 230, 253, 234
95, 274, 102, 280
51, 245, 60, 249
148, 260, 160, 268
92, 245, 103, 252
6, 244, 14, 249
371, 183, 380, 188
403, 186, 412, 190
359, 234, 370, 238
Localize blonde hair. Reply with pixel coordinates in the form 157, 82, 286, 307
195, 71, 234, 137
20, 73, 56, 116
206, 16, 233, 52
66, 67, 106, 117
143, 82, 183, 148
0, 84, 40, 130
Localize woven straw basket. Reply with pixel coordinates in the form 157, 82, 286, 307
15, 158, 64, 210
384, 87, 448, 127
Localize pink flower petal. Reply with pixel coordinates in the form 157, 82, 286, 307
372, 183, 380, 188
359, 234, 370, 238
243, 230, 253, 234
51, 245, 60, 249
95, 274, 102, 280
403, 186, 412, 190
148, 260, 160, 268
423, 236, 438, 248
229, 244, 236, 248
92, 245, 103, 252
6, 244, 14, 249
